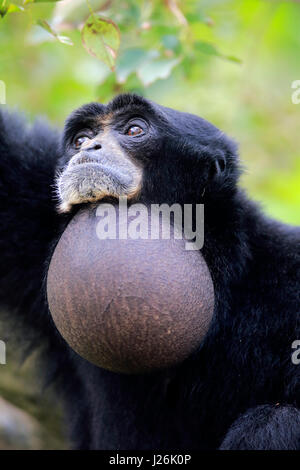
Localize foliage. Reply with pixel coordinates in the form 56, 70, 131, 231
0, 0, 241, 81
0, 0, 299, 224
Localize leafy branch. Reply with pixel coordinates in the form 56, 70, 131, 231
0, 0, 241, 86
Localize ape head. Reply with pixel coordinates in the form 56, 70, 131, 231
56, 94, 239, 213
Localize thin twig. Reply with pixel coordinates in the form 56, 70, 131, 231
165, 0, 188, 26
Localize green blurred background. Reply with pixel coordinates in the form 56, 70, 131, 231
0, 0, 299, 224
0, 0, 299, 449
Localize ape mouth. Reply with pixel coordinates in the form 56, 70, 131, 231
69, 154, 102, 167
56, 157, 142, 213
64, 162, 135, 189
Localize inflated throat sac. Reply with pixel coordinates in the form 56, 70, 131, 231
47, 204, 215, 374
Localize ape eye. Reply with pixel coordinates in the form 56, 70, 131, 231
126, 125, 144, 137
74, 134, 91, 149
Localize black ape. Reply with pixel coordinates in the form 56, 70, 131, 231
0, 94, 299, 450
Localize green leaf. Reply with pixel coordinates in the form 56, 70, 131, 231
195, 41, 220, 57
137, 57, 181, 87
36, 19, 73, 45
0, 3, 24, 17
162, 34, 180, 51
186, 12, 214, 27
24, 0, 62, 4
195, 41, 242, 64
36, 18, 54, 35
8, 4, 24, 12
81, 14, 120, 71
116, 48, 159, 83
224, 55, 243, 64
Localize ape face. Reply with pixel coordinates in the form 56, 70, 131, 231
57, 95, 160, 213
57, 94, 238, 213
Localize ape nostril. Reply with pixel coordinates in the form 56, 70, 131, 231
86, 142, 101, 151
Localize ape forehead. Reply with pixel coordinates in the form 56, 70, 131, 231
62, 94, 158, 143
65, 94, 154, 133
62, 93, 225, 148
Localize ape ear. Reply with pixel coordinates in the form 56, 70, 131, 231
210, 152, 227, 179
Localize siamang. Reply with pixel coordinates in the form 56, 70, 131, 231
0, 94, 299, 450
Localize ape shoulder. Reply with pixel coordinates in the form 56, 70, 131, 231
0, 109, 63, 344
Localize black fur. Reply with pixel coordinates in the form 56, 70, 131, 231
0, 95, 299, 450
220, 405, 300, 450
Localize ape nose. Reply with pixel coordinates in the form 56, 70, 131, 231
85, 140, 102, 151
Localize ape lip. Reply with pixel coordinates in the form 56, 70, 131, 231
69, 155, 101, 167
64, 161, 133, 185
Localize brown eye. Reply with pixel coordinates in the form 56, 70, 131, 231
74, 135, 91, 149
127, 125, 143, 136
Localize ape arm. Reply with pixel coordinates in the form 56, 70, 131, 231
0, 109, 61, 336
220, 405, 300, 450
